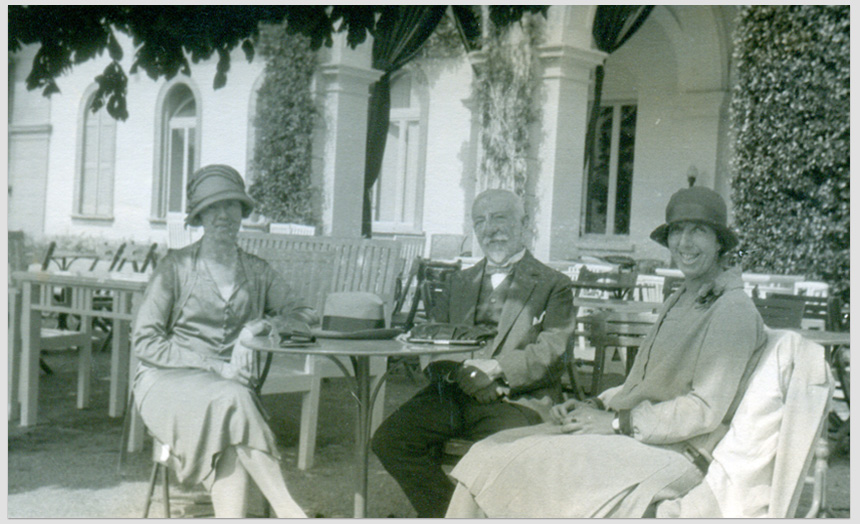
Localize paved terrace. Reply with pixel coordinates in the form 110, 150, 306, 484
8, 351, 850, 518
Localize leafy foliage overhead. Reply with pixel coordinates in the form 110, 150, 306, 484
9, 5, 547, 121
730, 5, 849, 304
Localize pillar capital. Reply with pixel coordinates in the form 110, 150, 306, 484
538, 44, 607, 82
318, 63, 384, 93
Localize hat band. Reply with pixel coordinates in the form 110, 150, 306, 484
322, 316, 385, 332
667, 202, 726, 227
186, 189, 252, 213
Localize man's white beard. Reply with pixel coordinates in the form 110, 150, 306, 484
486, 249, 513, 265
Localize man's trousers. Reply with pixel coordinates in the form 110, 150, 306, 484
371, 381, 542, 517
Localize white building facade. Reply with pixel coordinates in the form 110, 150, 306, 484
8, 5, 738, 265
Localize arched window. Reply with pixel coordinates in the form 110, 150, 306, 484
153, 82, 199, 219
74, 89, 116, 218
370, 69, 428, 234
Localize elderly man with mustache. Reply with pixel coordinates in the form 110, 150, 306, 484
371, 189, 575, 517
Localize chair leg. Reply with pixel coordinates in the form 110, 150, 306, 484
833, 346, 849, 407
296, 377, 322, 471
401, 358, 422, 385
96, 323, 113, 353
161, 462, 171, 518
565, 362, 586, 401
76, 333, 93, 410
805, 437, 830, 517
591, 345, 606, 395
39, 358, 54, 375
563, 338, 586, 401
117, 394, 135, 475
143, 462, 160, 518
9, 291, 22, 421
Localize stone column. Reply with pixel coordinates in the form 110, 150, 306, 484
532, 43, 605, 261
315, 34, 382, 237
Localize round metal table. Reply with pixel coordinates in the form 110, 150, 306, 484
244, 335, 481, 518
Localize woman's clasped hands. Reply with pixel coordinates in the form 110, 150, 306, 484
549, 398, 615, 435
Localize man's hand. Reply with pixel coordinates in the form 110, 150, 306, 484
454, 365, 496, 395
472, 383, 504, 403
462, 358, 504, 380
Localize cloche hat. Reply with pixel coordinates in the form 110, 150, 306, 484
185, 164, 255, 227
649, 186, 739, 251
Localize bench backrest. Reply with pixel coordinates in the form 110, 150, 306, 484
759, 292, 841, 331
255, 249, 337, 313
239, 231, 403, 318
584, 310, 659, 393
753, 295, 806, 329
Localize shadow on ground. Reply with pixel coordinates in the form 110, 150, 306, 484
8, 352, 418, 518
7, 352, 850, 518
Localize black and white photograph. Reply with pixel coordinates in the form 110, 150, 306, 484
7, 5, 850, 518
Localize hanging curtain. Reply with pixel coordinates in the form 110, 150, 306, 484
583, 6, 654, 173
450, 6, 482, 52
361, 6, 447, 237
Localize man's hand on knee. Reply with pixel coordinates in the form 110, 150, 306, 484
471, 383, 505, 404
454, 365, 496, 395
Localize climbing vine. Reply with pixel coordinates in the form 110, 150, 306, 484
473, 13, 543, 197
248, 23, 318, 226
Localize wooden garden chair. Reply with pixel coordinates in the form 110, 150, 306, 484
116, 241, 159, 273
578, 309, 659, 395
753, 295, 805, 329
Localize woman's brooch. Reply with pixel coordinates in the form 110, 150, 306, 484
694, 283, 721, 309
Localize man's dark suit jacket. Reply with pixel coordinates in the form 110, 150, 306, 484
429, 250, 575, 417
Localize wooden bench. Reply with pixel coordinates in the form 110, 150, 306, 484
238, 232, 403, 321
239, 232, 404, 469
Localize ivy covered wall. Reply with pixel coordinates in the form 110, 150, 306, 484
248, 24, 318, 226
730, 5, 849, 304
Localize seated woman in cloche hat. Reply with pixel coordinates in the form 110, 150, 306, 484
132, 164, 315, 517
445, 186, 768, 518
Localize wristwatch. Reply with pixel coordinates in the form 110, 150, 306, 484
611, 414, 623, 435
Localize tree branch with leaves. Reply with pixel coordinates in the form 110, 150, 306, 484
9, 5, 547, 121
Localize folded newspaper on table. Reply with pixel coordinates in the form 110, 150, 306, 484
407, 323, 497, 346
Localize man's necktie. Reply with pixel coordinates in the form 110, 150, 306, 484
486, 264, 511, 288
486, 264, 511, 275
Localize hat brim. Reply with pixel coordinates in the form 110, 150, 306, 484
310, 327, 404, 340
650, 220, 738, 251
186, 192, 255, 227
